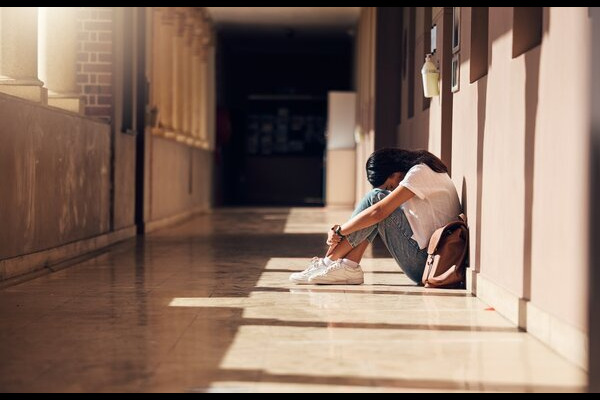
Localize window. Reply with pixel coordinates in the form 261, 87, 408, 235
452, 7, 461, 53
450, 7, 461, 93
512, 7, 542, 58
470, 7, 489, 83
451, 53, 460, 93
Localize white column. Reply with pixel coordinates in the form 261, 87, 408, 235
158, 7, 174, 132
202, 22, 216, 150
38, 7, 82, 113
150, 8, 161, 130
0, 7, 46, 102
207, 39, 216, 150
325, 92, 357, 207
171, 9, 185, 134
195, 12, 213, 149
191, 16, 202, 145
182, 14, 194, 137
199, 45, 207, 146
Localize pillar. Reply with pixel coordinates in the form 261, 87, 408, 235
0, 7, 46, 102
38, 7, 82, 113
158, 7, 174, 131
206, 31, 216, 150
150, 7, 161, 129
199, 42, 208, 146
171, 8, 185, 133
197, 15, 210, 147
191, 13, 203, 144
183, 13, 194, 136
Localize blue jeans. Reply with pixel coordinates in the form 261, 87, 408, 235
346, 189, 428, 283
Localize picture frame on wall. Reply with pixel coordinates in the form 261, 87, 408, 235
452, 7, 460, 53
430, 24, 437, 54
451, 53, 460, 93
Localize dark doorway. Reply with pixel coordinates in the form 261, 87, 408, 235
216, 31, 353, 206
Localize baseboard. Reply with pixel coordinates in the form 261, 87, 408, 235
0, 226, 136, 282
526, 302, 588, 370
470, 270, 588, 370
0, 205, 209, 282
145, 206, 209, 234
471, 271, 526, 328
466, 267, 476, 293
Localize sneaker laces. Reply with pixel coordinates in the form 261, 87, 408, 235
304, 257, 322, 272
319, 260, 344, 275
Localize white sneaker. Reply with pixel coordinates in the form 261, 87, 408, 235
308, 260, 364, 285
289, 257, 328, 284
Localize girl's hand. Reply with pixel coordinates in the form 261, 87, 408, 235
326, 225, 343, 246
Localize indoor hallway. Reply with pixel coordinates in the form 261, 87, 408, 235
0, 208, 587, 392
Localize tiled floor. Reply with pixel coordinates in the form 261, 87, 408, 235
0, 208, 587, 392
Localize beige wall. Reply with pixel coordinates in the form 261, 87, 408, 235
0, 93, 110, 264
479, 6, 528, 299
387, 7, 590, 364
449, 8, 482, 277
425, 7, 453, 170
398, 7, 430, 150
147, 136, 212, 223
112, 7, 137, 231
326, 91, 356, 207
145, 7, 215, 227
354, 7, 376, 202
589, 6, 600, 386
0, 6, 216, 281
528, 7, 589, 330
451, 7, 589, 331
398, 7, 453, 171
326, 149, 356, 207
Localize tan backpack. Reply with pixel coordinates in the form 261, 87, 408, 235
421, 215, 469, 288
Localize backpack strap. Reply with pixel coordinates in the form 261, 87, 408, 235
427, 220, 468, 255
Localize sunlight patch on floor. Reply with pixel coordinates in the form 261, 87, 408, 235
283, 207, 353, 233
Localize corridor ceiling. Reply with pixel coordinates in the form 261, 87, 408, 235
206, 7, 360, 33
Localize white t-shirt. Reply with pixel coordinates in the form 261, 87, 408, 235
399, 163, 461, 249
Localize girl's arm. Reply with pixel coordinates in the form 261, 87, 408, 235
338, 186, 416, 236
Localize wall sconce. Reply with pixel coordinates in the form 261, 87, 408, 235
421, 53, 440, 98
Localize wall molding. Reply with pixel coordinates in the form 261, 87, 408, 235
526, 301, 588, 370
470, 270, 588, 370
144, 206, 210, 234
470, 271, 526, 328
0, 204, 210, 285
0, 226, 136, 284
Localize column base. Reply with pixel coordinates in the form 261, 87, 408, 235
48, 95, 84, 114
0, 84, 47, 103
193, 139, 210, 150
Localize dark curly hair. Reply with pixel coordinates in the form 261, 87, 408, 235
366, 148, 448, 188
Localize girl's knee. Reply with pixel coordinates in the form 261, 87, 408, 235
353, 188, 390, 216
366, 188, 388, 204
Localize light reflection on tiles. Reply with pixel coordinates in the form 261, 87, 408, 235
0, 208, 587, 392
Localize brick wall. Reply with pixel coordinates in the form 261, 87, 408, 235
76, 7, 114, 122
